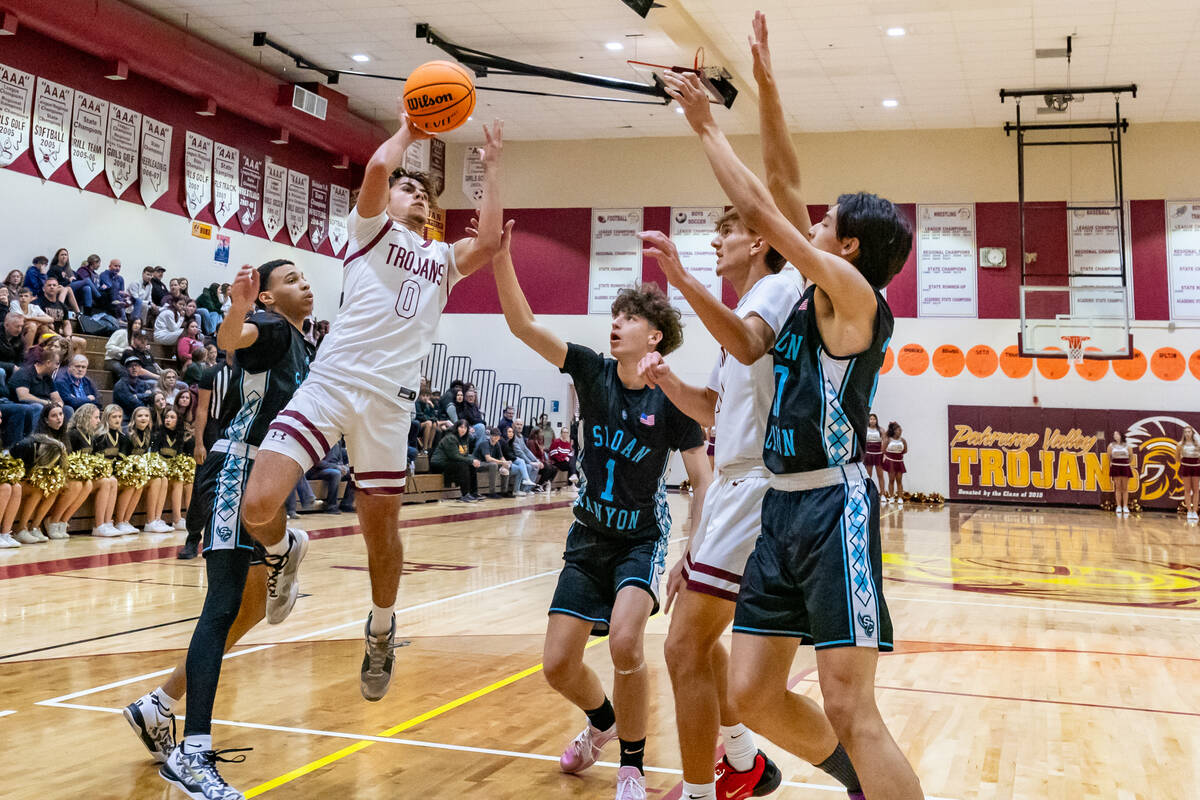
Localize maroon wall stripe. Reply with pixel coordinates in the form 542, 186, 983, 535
1131, 200, 1169, 321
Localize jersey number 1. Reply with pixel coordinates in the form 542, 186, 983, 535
395, 279, 421, 319
600, 458, 616, 501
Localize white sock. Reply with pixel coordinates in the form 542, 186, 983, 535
264, 534, 291, 557
721, 723, 758, 772
151, 687, 176, 714
182, 734, 212, 754
682, 782, 716, 800
369, 605, 394, 635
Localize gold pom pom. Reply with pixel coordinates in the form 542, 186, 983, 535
88, 453, 113, 480
113, 455, 149, 489
168, 454, 197, 483
66, 452, 93, 481
28, 465, 66, 495
143, 453, 170, 479
0, 453, 25, 484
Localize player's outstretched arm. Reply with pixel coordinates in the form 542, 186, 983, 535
357, 103, 433, 219
665, 72, 876, 327
639, 230, 776, 365
216, 264, 262, 352
491, 221, 568, 368
637, 351, 717, 427
749, 11, 811, 235
454, 121, 505, 277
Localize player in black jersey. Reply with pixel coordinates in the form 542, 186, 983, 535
663, 14, 923, 800
491, 223, 712, 800
123, 259, 314, 800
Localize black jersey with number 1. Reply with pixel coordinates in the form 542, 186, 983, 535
560, 343, 704, 539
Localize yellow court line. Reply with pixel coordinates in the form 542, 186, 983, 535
245, 636, 609, 797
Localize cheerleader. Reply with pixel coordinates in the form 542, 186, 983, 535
154, 408, 195, 531
0, 408, 25, 548
1108, 430, 1137, 516
883, 420, 908, 505
95, 404, 137, 535
12, 404, 69, 543
1178, 425, 1200, 522
129, 406, 171, 534
63, 403, 120, 537
42, 402, 95, 539
864, 412, 886, 494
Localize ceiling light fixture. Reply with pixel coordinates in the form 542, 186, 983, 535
351, 54, 370, 62
886, 27, 906, 37
605, 42, 624, 51
882, 98, 899, 108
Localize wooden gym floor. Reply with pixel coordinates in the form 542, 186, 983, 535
1, 494, 1197, 799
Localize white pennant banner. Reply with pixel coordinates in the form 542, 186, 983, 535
184, 131, 213, 219
139, 116, 172, 208
285, 168, 309, 246
70, 92, 107, 189
212, 142, 240, 229
0, 62, 34, 168
262, 161, 286, 239
104, 102, 141, 198
32, 77, 73, 179
328, 184, 350, 255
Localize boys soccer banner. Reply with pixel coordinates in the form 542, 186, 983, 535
71, 92, 107, 189
668, 207, 724, 315
1166, 201, 1200, 321
0, 62, 33, 168
238, 153, 262, 230
262, 162, 286, 239
285, 169, 309, 246
328, 184, 350, 255
32, 77, 73, 179
104, 103, 141, 198
139, 116, 172, 208
917, 204, 977, 318
947, 405, 1198, 509
212, 142, 240, 228
184, 131, 213, 219
589, 208, 643, 314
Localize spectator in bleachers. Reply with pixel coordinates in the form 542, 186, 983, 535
549, 425, 578, 486
415, 388, 441, 453
24, 333, 68, 372
154, 295, 184, 345
536, 413, 554, 450
156, 369, 181, 403
181, 348, 207, 385
0, 311, 28, 374
46, 250, 85, 314
0, 285, 10, 322
513, 418, 557, 490
99, 259, 138, 321
149, 267, 169, 306
114, 355, 157, 417
129, 266, 156, 322
15, 286, 54, 340
4, 269, 24, 299
95, 403, 136, 534
12, 403, 69, 543
11, 348, 67, 419
75, 255, 103, 308
430, 418, 480, 502
177, 277, 191, 299
195, 283, 224, 335
500, 424, 536, 496
104, 318, 140, 378
460, 385, 487, 444
22, 255, 50, 295
37, 278, 86, 351
497, 405, 516, 437
473, 426, 511, 497
203, 343, 219, 367
176, 319, 204, 368
0, 369, 36, 443
439, 378, 465, 422
309, 438, 356, 514
150, 390, 169, 429
55, 354, 98, 412
173, 386, 196, 435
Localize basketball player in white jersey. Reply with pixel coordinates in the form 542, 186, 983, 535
240, 109, 506, 701
639, 212, 865, 800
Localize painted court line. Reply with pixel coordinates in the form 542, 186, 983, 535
0, 709, 16, 718
888, 593, 1200, 622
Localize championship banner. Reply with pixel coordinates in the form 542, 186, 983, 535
285, 168, 309, 246
238, 153, 262, 230
0, 62, 33, 168
184, 131, 213, 219
70, 92, 107, 189
668, 207, 723, 315
588, 208, 643, 314
212, 142, 240, 228
462, 145, 485, 203
104, 103, 141, 198
308, 180, 329, 250
917, 204, 977, 318
328, 184, 350, 255
1166, 201, 1200, 321
1067, 204, 1131, 317
947, 404, 1199, 509
138, 116, 172, 208
262, 161, 286, 239
32, 77, 73, 178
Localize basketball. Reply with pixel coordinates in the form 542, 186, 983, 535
402, 60, 476, 133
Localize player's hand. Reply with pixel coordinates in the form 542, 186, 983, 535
228, 264, 259, 312
498, 219, 515, 253
748, 11, 775, 86
194, 443, 206, 465
637, 351, 671, 389
395, 100, 434, 141
662, 71, 714, 133
637, 230, 688, 286
472, 459, 481, 468
663, 558, 686, 614
480, 120, 504, 169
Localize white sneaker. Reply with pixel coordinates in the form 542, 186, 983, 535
897, 498, 905, 506
0, 533, 18, 548
123, 692, 176, 763
522, 478, 536, 488
92, 523, 120, 537
116, 521, 138, 534
569, 474, 579, 485
514, 490, 527, 497
15, 529, 40, 544
144, 520, 172, 534
614, 766, 647, 800
46, 522, 70, 540
173, 519, 187, 531
30, 527, 49, 542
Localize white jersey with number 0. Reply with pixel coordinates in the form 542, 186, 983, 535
308, 207, 461, 404
706, 267, 805, 472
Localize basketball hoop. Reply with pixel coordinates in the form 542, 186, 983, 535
1061, 335, 1090, 365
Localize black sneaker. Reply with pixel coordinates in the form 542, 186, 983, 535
177, 541, 199, 560
262, 528, 309, 624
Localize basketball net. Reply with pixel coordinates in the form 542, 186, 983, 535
1061, 335, 1090, 365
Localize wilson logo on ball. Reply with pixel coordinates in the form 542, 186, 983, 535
402, 60, 476, 134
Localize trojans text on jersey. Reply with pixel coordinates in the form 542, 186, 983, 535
384, 241, 448, 285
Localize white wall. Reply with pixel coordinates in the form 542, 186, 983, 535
0, 169, 344, 321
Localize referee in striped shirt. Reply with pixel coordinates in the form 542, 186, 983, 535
177, 358, 233, 560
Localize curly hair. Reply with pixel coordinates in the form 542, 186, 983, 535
611, 283, 684, 356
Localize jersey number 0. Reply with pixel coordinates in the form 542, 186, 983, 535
395, 279, 421, 319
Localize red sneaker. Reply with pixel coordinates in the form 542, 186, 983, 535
714, 751, 782, 800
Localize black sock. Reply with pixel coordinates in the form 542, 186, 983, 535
619, 737, 645, 774
584, 698, 615, 732
816, 743, 861, 792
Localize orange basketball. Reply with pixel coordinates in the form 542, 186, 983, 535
403, 60, 476, 134
1150, 347, 1185, 381
1112, 349, 1147, 381
965, 345, 998, 378
897, 344, 929, 376
999, 346, 1032, 379
1036, 348, 1069, 380
932, 344, 965, 378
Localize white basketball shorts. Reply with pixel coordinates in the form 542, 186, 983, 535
681, 466, 772, 601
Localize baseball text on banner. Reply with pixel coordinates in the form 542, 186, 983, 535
917, 204, 977, 318
588, 208, 643, 315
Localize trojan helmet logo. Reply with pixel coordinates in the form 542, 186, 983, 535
1125, 415, 1194, 502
